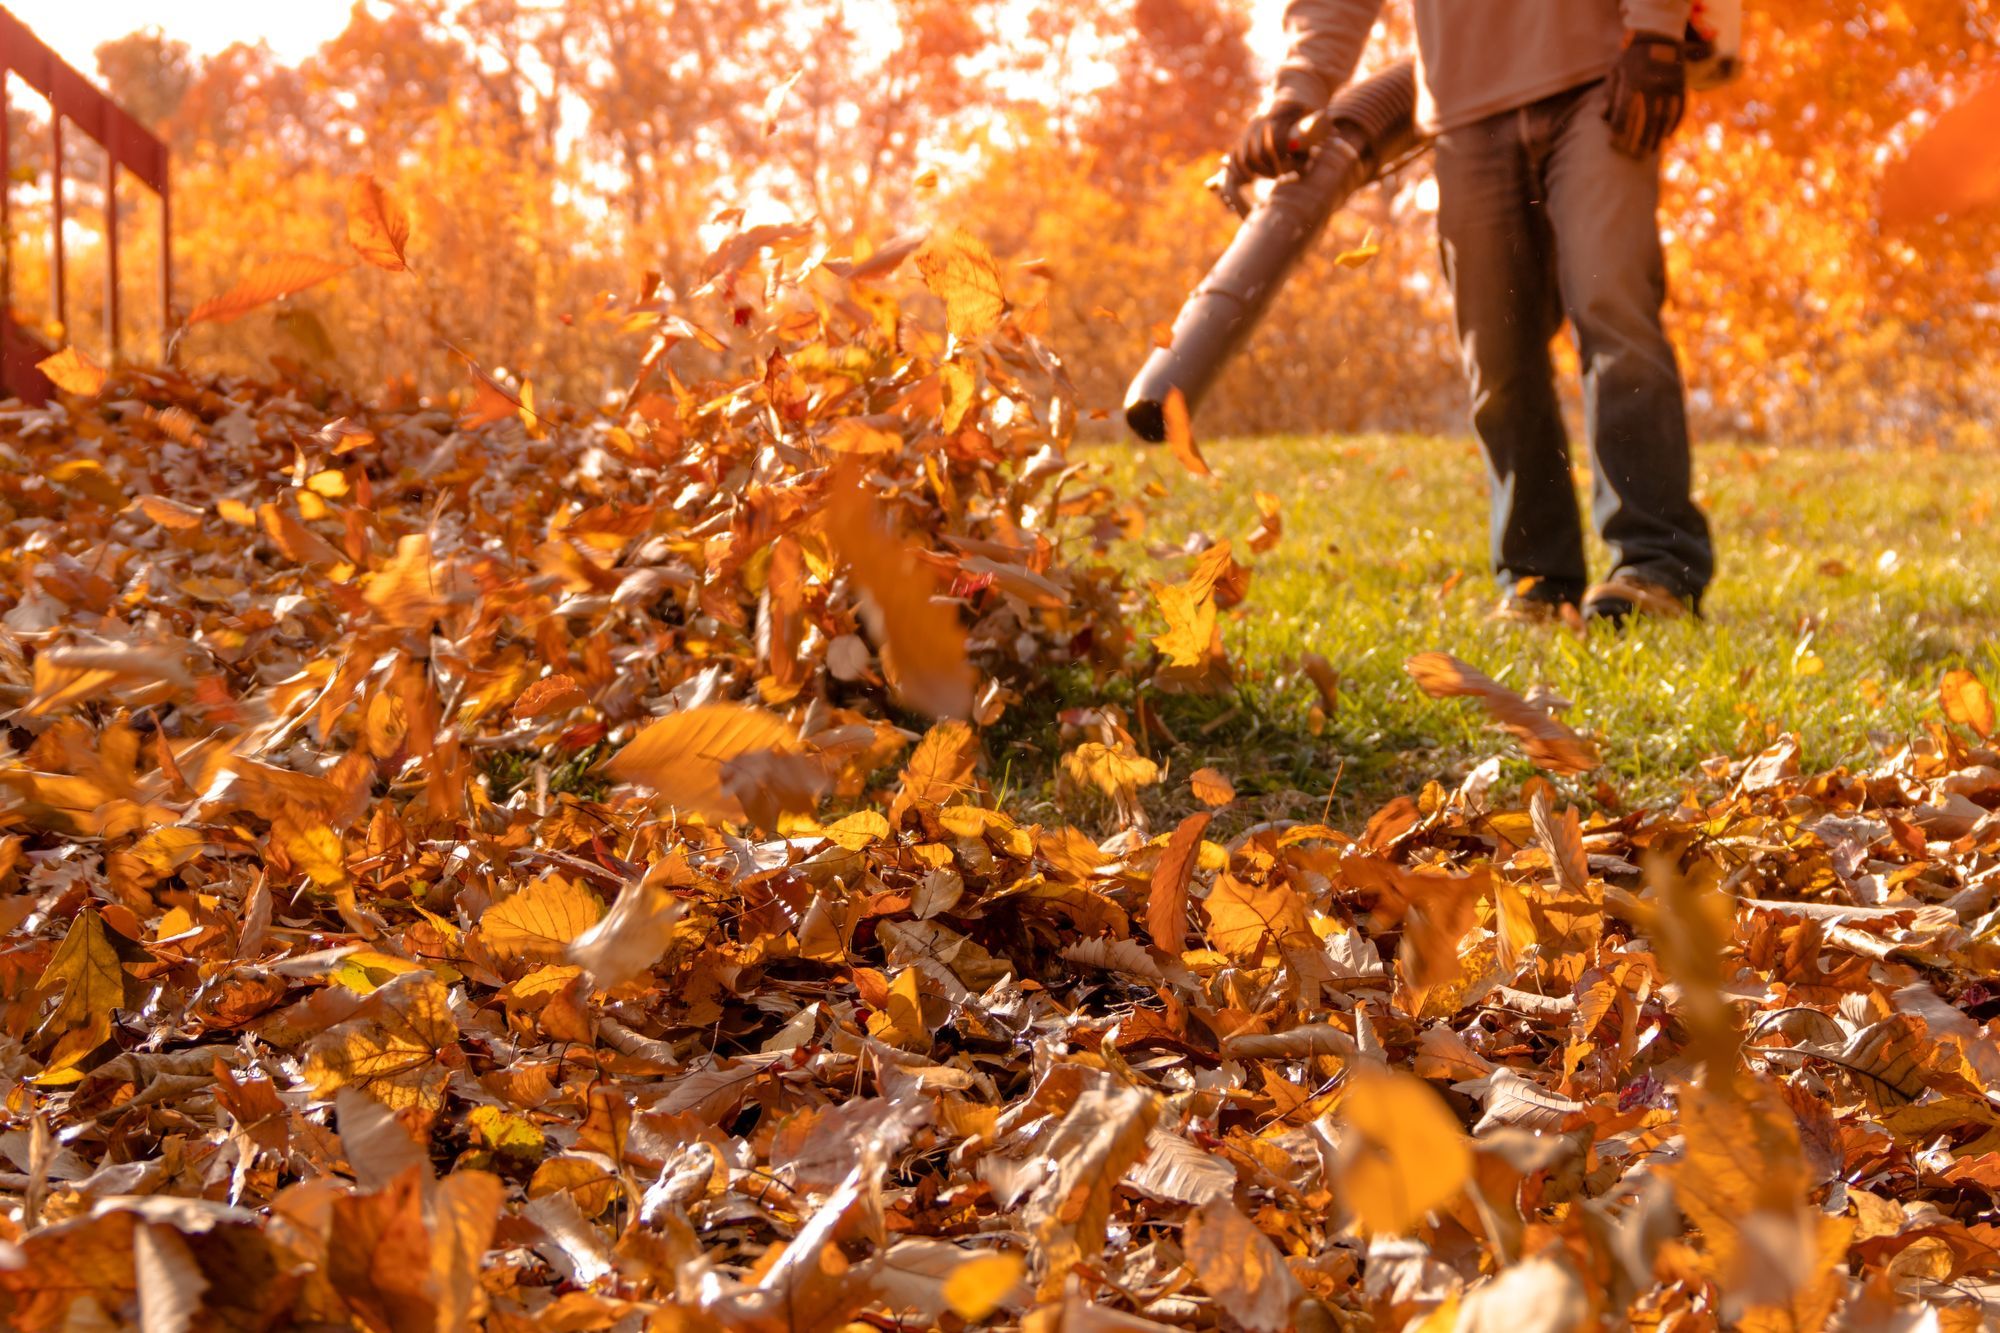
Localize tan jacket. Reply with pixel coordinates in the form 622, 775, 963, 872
1270, 0, 1693, 132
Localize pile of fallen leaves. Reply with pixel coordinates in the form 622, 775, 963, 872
3, 197, 2000, 1331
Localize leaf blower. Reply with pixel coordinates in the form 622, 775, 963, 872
1124, 60, 1428, 443
1124, 13, 1742, 446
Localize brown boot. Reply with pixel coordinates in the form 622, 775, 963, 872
1490, 579, 1582, 628
1581, 575, 1696, 628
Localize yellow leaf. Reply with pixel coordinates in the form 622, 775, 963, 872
327, 949, 424, 994
189, 254, 352, 325
568, 855, 690, 990
284, 822, 349, 888
916, 229, 1006, 339
892, 719, 980, 821
345, 172, 413, 272
529, 1155, 619, 1218
1203, 871, 1309, 961
1061, 740, 1159, 803
1332, 1069, 1472, 1236
1335, 227, 1381, 268
1941, 668, 1995, 739
1150, 576, 1217, 668
943, 1252, 1025, 1321
37, 345, 106, 396
430, 1170, 504, 1332
32, 1013, 112, 1085
303, 970, 457, 1111
1147, 811, 1211, 952
820, 417, 904, 454
258, 501, 345, 568
467, 1104, 545, 1157
481, 876, 606, 965
939, 358, 978, 433
132, 494, 204, 531
37, 909, 126, 1036
365, 534, 448, 631
606, 703, 805, 824
363, 690, 407, 758
867, 966, 932, 1050
1491, 877, 1538, 975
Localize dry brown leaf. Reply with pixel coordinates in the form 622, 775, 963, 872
1184, 1198, 1302, 1332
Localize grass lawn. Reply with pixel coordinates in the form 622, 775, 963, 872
996, 434, 2000, 830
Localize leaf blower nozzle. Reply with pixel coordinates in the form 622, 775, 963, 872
1124, 60, 1425, 443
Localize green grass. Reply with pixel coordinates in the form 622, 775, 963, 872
995, 434, 2000, 830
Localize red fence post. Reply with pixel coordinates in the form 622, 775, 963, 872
104, 152, 118, 361
1, 70, 10, 323
0, 5, 171, 396
49, 110, 62, 340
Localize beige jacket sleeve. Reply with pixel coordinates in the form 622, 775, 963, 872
1268, 0, 1387, 111
1622, 0, 1692, 37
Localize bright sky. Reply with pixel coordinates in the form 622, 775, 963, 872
5, 0, 365, 73
7, 0, 1291, 83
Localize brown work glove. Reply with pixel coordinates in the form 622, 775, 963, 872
1236, 101, 1311, 178
1603, 31, 1686, 158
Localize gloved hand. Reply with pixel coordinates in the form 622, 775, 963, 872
1236, 101, 1311, 178
1603, 30, 1686, 158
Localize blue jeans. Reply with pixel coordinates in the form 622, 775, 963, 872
1435, 78, 1713, 605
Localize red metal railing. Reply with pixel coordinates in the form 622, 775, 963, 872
0, 4, 170, 403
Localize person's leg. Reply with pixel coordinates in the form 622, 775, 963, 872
1434, 108, 1587, 607
1541, 80, 1714, 606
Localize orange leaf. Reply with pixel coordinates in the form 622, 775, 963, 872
821, 476, 973, 721
915, 229, 1006, 339
1161, 387, 1210, 477
1330, 1069, 1472, 1235
1941, 668, 1995, 740
188, 254, 352, 325
514, 674, 587, 721
1146, 811, 1211, 952
346, 172, 413, 273
1405, 651, 1598, 774
606, 703, 810, 824
1188, 768, 1235, 806
36, 345, 106, 396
